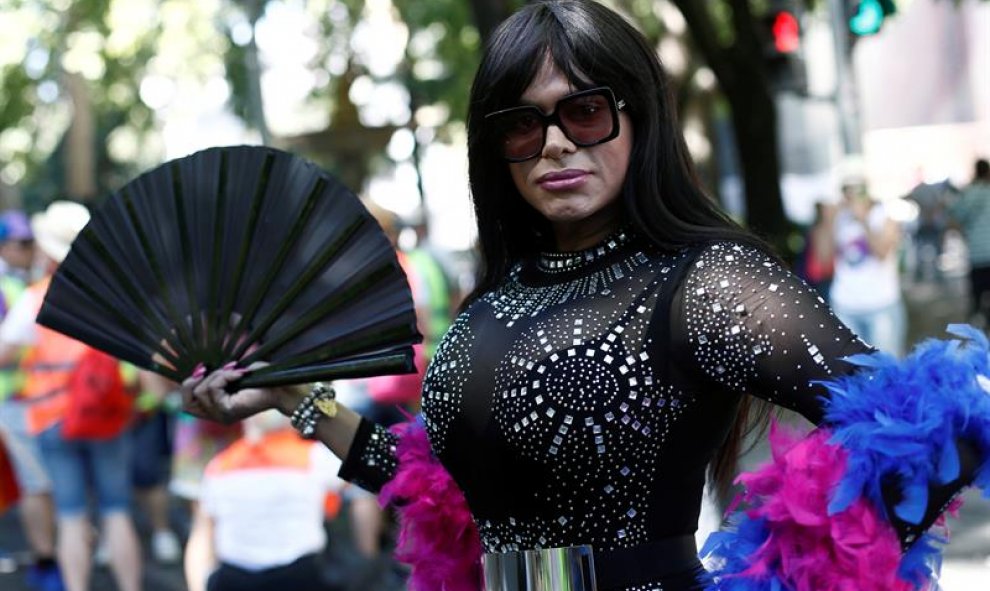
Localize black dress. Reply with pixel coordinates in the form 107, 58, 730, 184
340, 230, 871, 591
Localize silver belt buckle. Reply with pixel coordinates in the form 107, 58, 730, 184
482, 545, 598, 591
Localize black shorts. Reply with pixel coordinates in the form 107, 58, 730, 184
969, 265, 990, 315
207, 553, 330, 591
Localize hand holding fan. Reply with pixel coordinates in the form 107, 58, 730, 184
37, 145, 422, 388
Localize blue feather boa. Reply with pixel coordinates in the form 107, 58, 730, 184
821, 323, 990, 522
703, 324, 990, 590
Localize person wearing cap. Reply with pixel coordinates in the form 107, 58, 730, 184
0, 201, 142, 591
0, 208, 60, 591
0, 209, 36, 286
0, 209, 34, 409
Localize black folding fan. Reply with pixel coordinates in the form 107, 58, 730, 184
37, 145, 421, 388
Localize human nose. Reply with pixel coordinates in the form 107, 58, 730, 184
541, 123, 576, 160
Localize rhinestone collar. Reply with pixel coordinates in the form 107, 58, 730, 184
536, 228, 633, 273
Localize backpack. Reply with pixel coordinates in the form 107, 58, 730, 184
0, 435, 20, 512
61, 348, 134, 440
803, 240, 834, 284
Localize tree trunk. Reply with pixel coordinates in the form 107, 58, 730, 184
63, 73, 97, 202
724, 61, 793, 253
468, 0, 515, 44
669, 0, 796, 255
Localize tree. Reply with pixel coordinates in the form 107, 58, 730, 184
668, 0, 797, 252
0, 0, 155, 207
5, 0, 981, 240
467, 0, 519, 43
0, 0, 233, 209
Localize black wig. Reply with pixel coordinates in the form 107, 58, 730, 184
464, 1, 772, 495
465, 0, 761, 305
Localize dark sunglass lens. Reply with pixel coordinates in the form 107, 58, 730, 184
559, 93, 613, 144
496, 110, 544, 160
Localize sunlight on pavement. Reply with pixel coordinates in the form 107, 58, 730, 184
940, 561, 990, 591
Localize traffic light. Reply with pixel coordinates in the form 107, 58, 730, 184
847, 0, 897, 37
770, 10, 801, 54
761, 3, 806, 93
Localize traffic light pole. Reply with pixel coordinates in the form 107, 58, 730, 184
829, 0, 864, 156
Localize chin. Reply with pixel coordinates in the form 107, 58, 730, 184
539, 207, 594, 224
533, 195, 591, 215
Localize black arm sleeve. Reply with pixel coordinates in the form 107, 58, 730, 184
337, 418, 399, 494
672, 241, 872, 424
673, 242, 976, 548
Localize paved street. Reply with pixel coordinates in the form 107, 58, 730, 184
0, 501, 407, 591
901, 265, 990, 590
0, 502, 189, 591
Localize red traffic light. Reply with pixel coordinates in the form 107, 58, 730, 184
772, 11, 801, 54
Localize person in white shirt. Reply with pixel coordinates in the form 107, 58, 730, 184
829, 181, 906, 357
185, 409, 376, 591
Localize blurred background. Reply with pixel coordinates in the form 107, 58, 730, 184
0, 0, 987, 589
1, 0, 987, 258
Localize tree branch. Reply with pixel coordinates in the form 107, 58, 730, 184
727, 0, 762, 57
468, 0, 515, 44
668, 0, 732, 86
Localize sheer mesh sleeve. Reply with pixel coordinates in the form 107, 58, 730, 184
672, 241, 872, 424
337, 418, 399, 493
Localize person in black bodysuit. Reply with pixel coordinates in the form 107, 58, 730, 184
179, 2, 983, 590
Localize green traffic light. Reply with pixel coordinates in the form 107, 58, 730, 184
849, 0, 884, 36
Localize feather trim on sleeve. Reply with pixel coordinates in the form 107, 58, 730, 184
702, 324, 990, 591
379, 417, 483, 591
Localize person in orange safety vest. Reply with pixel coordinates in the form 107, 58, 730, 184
0, 201, 141, 591
183, 409, 378, 591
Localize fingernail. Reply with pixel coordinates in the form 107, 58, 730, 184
191, 363, 206, 379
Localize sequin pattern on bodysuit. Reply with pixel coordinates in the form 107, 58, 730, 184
340, 235, 872, 591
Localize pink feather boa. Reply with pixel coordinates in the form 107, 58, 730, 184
378, 420, 483, 591
714, 422, 960, 591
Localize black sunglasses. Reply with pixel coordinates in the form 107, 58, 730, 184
484, 87, 626, 163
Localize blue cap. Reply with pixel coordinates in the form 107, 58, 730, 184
0, 210, 34, 242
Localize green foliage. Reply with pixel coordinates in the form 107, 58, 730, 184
222, 40, 252, 124
0, 0, 162, 206
5, 0, 980, 212
616, 0, 665, 43
392, 0, 485, 127
708, 0, 739, 48
0, 66, 35, 127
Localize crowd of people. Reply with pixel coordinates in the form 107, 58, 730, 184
795, 157, 990, 357
0, 200, 460, 591
0, 2, 987, 590
177, 3, 986, 591
3, 164, 986, 590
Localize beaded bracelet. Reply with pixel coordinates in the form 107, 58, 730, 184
289, 382, 337, 439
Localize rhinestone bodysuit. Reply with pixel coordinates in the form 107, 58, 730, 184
340, 234, 870, 591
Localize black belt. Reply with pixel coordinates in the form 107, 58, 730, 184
595, 535, 701, 589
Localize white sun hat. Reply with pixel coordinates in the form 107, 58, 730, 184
30, 200, 91, 264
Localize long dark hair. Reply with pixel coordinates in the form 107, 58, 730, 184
464, 0, 771, 498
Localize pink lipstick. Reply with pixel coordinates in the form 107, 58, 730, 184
538, 169, 589, 191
